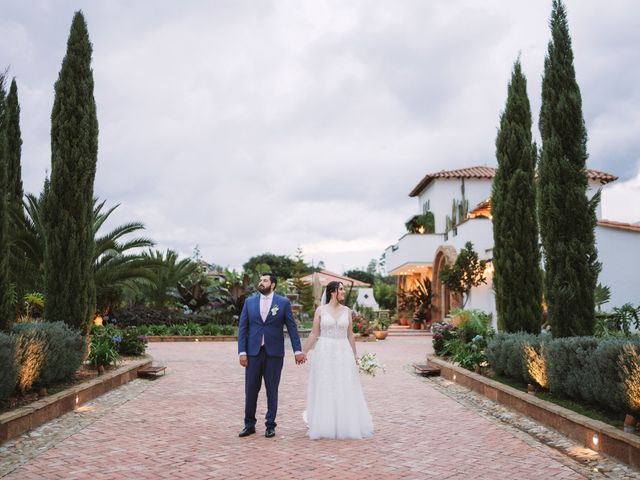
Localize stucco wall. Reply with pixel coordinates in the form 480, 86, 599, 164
596, 225, 640, 308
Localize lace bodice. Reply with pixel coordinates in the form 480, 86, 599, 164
319, 306, 350, 339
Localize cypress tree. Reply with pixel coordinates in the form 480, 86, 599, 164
44, 11, 99, 335
5, 79, 23, 213
538, 1, 599, 337
5, 78, 27, 308
492, 59, 542, 333
0, 75, 13, 330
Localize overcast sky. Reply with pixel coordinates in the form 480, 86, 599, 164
2, 0, 639, 273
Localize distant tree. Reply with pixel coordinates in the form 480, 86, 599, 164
344, 269, 374, 285
291, 247, 314, 315
243, 253, 300, 280
439, 242, 487, 308
538, 0, 599, 337
43, 11, 99, 335
492, 59, 542, 333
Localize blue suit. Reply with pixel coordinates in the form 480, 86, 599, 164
238, 293, 302, 429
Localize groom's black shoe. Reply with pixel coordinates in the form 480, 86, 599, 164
265, 427, 276, 438
238, 427, 256, 437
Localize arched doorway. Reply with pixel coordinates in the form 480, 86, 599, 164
431, 246, 461, 322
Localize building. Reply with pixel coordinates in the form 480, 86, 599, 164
383, 166, 639, 328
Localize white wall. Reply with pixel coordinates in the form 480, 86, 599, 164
417, 178, 492, 233
445, 217, 494, 261
384, 233, 445, 274
596, 225, 640, 308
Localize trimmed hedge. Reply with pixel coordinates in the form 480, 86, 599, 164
12, 321, 85, 392
0, 332, 17, 401
487, 333, 640, 414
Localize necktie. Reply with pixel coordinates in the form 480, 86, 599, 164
261, 296, 269, 322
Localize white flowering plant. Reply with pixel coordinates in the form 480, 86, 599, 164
358, 352, 385, 377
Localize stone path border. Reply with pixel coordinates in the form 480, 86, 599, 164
428, 355, 640, 470
0, 357, 151, 445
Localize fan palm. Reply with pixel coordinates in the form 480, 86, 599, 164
14, 195, 157, 312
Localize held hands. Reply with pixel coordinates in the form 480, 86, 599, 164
239, 355, 248, 368
295, 353, 307, 365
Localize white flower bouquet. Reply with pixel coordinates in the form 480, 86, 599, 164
358, 352, 385, 377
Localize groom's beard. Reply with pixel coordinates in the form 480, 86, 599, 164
257, 285, 273, 295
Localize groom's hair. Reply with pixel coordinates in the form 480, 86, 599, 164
263, 272, 277, 286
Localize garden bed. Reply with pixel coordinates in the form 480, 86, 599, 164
428, 355, 640, 469
0, 357, 151, 445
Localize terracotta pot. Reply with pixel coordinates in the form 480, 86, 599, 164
373, 330, 388, 340
624, 414, 636, 433
399, 317, 409, 326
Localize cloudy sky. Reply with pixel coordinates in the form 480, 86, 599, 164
2, 0, 639, 273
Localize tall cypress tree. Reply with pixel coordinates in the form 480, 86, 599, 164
5, 79, 23, 213
538, 1, 599, 337
492, 59, 542, 333
0, 74, 13, 330
5, 78, 27, 308
44, 11, 99, 335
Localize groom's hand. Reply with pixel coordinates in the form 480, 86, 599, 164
239, 355, 248, 368
295, 353, 306, 365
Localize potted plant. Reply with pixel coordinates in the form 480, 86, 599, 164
371, 316, 391, 340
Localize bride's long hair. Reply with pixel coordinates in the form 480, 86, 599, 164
324, 281, 343, 305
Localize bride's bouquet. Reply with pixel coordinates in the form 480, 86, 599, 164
358, 352, 385, 377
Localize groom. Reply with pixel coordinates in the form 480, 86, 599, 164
238, 273, 305, 438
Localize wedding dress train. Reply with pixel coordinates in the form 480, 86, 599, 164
303, 305, 373, 439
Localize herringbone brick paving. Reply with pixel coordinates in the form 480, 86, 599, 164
0, 338, 611, 479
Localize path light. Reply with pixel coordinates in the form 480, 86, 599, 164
75, 395, 79, 406
592, 433, 599, 446
453, 374, 457, 382
624, 414, 636, 433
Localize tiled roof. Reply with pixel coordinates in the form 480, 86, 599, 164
300, 270, 370, 287
409, 167, 496, 197
597, 219, 640, 233
587, 169, 618, 184
409, 166, 618, 197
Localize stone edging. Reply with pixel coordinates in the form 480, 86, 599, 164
146, 335, 237, 342
428, 355, 640, 469
145, 334, 375, 342
0, 357, 151, 445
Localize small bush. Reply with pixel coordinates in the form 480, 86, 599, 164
12, 321, 85, 389
88, 334, 119, 367
545, 336, 600, 401
117, 326, 148, 356
114, 305, 235, 327
0, 332, 17, 400
486, 332, 543, 384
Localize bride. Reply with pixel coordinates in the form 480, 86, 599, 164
302, 281, 374, 439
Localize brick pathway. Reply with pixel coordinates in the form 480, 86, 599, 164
0, 338, 629, 479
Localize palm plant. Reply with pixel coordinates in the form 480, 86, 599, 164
138, 249, 198, 307
14, 195, 157, 314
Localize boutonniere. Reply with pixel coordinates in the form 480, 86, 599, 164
270, 305, 279, 316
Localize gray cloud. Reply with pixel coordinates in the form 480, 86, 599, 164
1, 0, 639, 272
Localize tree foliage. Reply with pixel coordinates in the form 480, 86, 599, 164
44, 11, 99, 334
440, 242, 486, 307
0, 74, 12, 330
538, 1, 599, 337
242, 253, 301, 280
492, 59, 542, 333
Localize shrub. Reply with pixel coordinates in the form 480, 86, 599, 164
486, 332, 543, 384
201, 323, 221, 336
0, 332, 17, 400
431, 322, 458, 355
117, 326, 148, 356
114, 305, 234, 327
455, 309, 493, 343
545, 336, 600, 401
12, 321, 84, 391
88, 334, 119, 368
12, 325, 48, 393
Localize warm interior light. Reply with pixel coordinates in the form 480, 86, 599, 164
592, 433, 599, 446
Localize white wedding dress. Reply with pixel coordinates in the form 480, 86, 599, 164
303, 305, 374, 439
